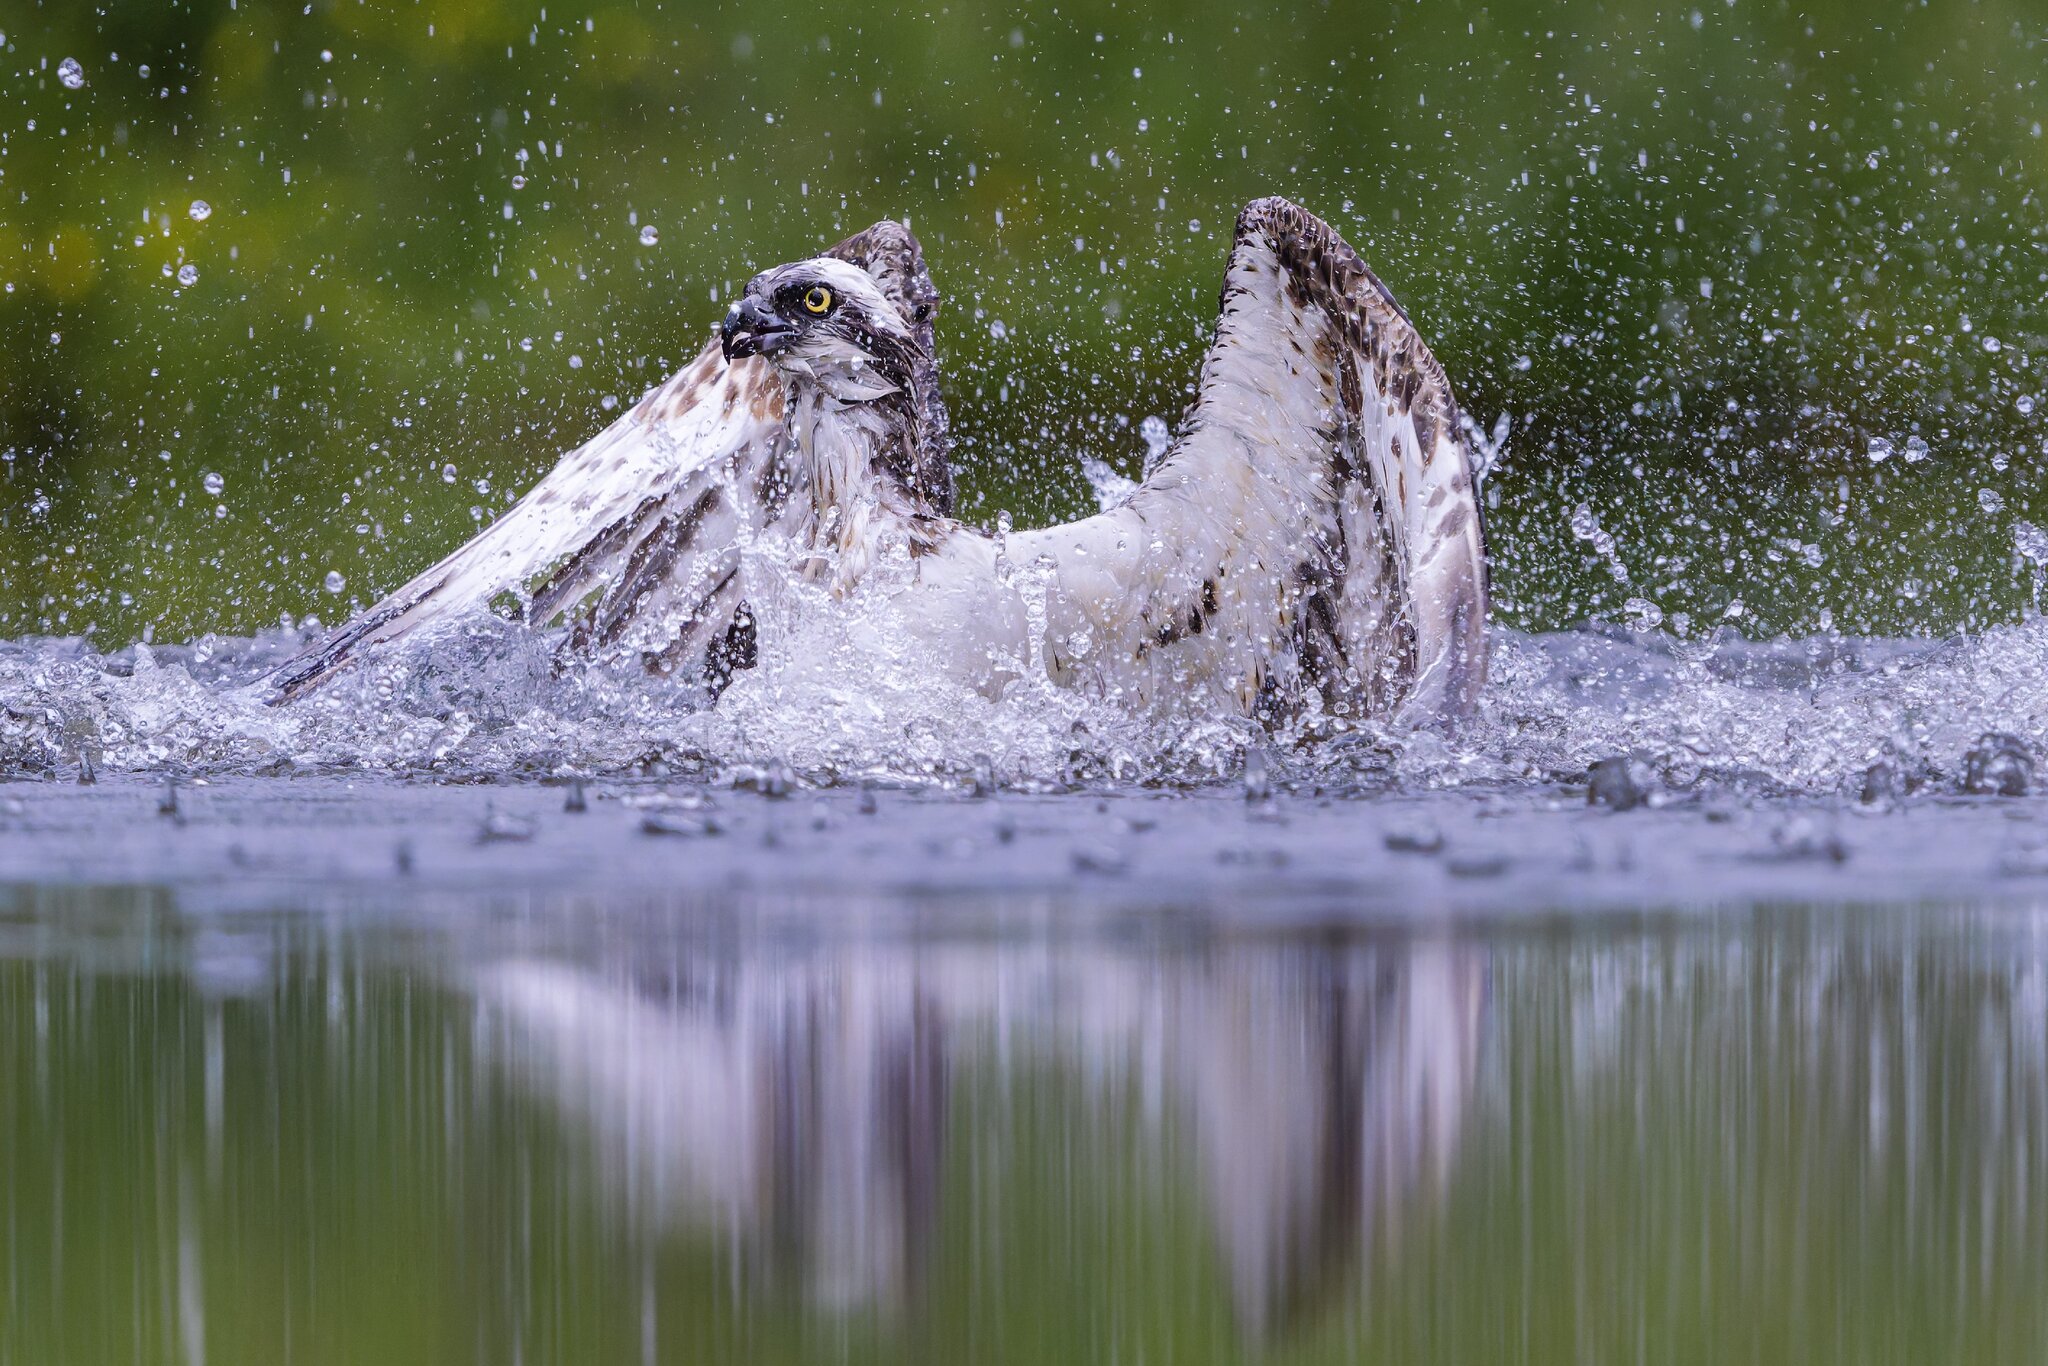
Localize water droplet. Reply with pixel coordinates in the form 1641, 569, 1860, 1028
510, 175, 526, 190
202, 471, 224, 496
638, 225, 659, 246
1865, 436, 1893, 462
323, 571, 346, 594
57, 57, 84, 89
1139, 414, 1171, 473
2015, 521, 2048, 565
176, 263, 198, 286
1903, 436, 1929, 463
1624, 597, 1664, 630
1980, 488, 2006, 513
441, 463, 458, 483
568, 354, 583, 369
1983, 336, 2003, 353
188, 199, 212, 223
2020, 395, 2037, 417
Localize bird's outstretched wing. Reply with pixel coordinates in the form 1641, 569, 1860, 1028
263, 220, 948, 703
1008, 197, 1488, 722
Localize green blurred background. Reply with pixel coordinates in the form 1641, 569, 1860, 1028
1, 0, 2044, 644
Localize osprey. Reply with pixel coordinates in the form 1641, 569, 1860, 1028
267, 198, 1488, 725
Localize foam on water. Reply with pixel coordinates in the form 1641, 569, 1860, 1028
1, 592, 2044, 796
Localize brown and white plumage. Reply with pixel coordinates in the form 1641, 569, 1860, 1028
262, 221, 949, 702
990, 197, 1490, 721
271, 198, 1487, 726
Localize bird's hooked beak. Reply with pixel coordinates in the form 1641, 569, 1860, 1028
720, 295, 794, 361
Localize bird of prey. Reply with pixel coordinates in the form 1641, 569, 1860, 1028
267, 198, 1488, 725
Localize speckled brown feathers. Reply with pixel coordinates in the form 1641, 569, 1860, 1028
1000, 196, 1489, 723
270, 201, 1487, 729
264, 220, 952, 703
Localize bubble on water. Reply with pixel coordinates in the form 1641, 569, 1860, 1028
202, 472, 225, 496
188, 200, 212, 223
323, 571, 346, 594
1980, 488, 2006, 513
510, 175, 527, 190
176, 264, 199, 287
638, 225, 659, 246
1903, 436, 1929, 463
57, 57, 84, 90
1866, 437, 1893, 462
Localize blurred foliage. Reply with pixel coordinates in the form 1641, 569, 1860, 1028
0, 0, 2045, 642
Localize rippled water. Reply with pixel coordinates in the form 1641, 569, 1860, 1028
4, 877, 2046, 1365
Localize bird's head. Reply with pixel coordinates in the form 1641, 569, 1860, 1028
720, 257, 923, 400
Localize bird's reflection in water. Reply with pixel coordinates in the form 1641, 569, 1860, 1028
473, 935, 1488, 1338
1174, 944, 1487, 1338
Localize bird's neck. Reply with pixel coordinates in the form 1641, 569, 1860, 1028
783, 379, 946, 590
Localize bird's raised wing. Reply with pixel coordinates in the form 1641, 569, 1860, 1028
1009, 197, 1488, 723
263, 220, 948, 703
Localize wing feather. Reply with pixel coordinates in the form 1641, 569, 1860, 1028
265, 221, 948, 702
1005, 197, 1488, 722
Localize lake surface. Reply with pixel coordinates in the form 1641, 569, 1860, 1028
5, 772, 2048, 1365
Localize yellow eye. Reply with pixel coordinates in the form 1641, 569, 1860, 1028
802, 285, 833, 315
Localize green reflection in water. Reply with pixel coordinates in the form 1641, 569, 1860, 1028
1, 0, 2045, 642
2, 890, 2045, 1364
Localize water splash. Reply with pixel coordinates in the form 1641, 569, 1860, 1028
2, 594, 2045, 797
